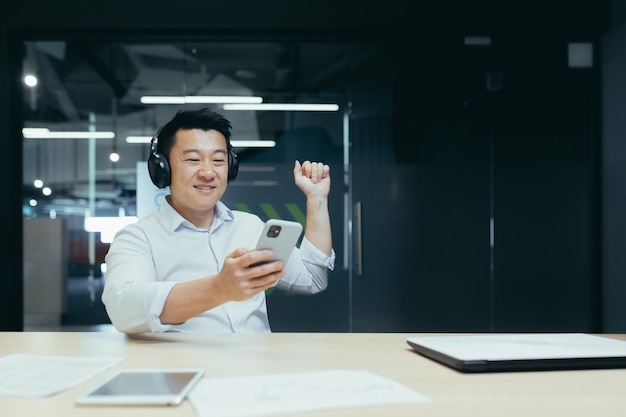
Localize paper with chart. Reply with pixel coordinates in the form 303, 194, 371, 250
0, 353, 124, 397
188, 369, 430, 417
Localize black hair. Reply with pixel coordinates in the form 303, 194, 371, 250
154, 108, 233, 160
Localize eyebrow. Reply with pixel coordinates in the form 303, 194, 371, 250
181, 148, 228, 156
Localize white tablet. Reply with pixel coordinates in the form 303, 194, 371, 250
75, 368, 204, 406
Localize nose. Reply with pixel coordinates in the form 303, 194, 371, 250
198, 163, 214, 178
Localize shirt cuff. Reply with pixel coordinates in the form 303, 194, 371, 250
143, 281, 178, 332
301, 237, 336, 271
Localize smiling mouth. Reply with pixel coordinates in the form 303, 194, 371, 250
194, 185, 215, 191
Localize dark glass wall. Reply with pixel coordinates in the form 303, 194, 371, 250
1, 0, 610, 331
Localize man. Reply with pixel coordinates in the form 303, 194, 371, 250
101, 108, 335, 333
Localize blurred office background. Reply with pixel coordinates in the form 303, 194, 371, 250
2, 0, 626, 333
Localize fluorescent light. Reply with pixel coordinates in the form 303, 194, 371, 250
24, 128, 50, 134
232, 140, 276, 148
125, 136, 153, 143
140, 95, 263, 104
223, 103, 339, 111
23, 128, 115, 139
126, 135, 275, 148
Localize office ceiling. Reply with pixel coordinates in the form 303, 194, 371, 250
22, 40, 373, 128
19, 21, 605, 215
21, 38, 391, 214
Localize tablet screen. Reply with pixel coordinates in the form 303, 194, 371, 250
76, 368, 204, 406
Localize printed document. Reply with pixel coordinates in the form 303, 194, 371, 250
188, 369, 429, 417
0, 353, 124, 397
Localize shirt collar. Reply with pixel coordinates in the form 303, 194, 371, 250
159, 196, 234, 233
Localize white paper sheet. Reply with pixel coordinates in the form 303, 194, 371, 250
188, 369, 430, 417
0, 353, 124, 397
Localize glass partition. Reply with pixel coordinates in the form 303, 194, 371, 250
21, 35, 600, 332
21, 39, 353, 330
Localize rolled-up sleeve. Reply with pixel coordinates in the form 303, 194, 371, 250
276, 237, 335, 294
300, 237, 335, 271
101, 225, 176, 334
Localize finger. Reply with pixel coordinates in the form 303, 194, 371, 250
249, 271, 284, 290
293, 160, 302, 177
301, 160, 312, 178
246, 249, 277, 267
311, 162, 322, 183
313, 162, 327, 183
227, 247, 253, 259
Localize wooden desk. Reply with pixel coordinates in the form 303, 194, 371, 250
2, 332, 626, 416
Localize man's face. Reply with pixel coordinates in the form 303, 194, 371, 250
167, 128, 229, 220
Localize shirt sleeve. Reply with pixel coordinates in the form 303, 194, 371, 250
300, 237, 336, 271
275, 237, 336, 294
101, 225, 175, 334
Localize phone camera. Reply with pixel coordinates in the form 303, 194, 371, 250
267, 225, 282, 238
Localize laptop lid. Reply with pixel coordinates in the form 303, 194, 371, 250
406, 333, 626, 373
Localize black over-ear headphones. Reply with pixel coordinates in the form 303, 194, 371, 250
147, 133, 239, 189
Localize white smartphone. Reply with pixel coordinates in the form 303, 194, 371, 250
253, 219, 303, 266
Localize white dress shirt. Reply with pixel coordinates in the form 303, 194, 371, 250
102, 198, 335, 334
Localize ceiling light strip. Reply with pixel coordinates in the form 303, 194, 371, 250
23, 128, 115, 139
140, 96, 263, 104
222, 103, 339, 111
232, 140, 276, 148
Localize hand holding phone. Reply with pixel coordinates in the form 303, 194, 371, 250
252, 219, 303, 269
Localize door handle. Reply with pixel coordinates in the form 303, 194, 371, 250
355, 201, 363, 276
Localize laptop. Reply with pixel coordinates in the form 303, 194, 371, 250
406, 333, 626, 373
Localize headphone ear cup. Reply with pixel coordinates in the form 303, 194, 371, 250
228, 149, 239, 183
148, 152, 171, 188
